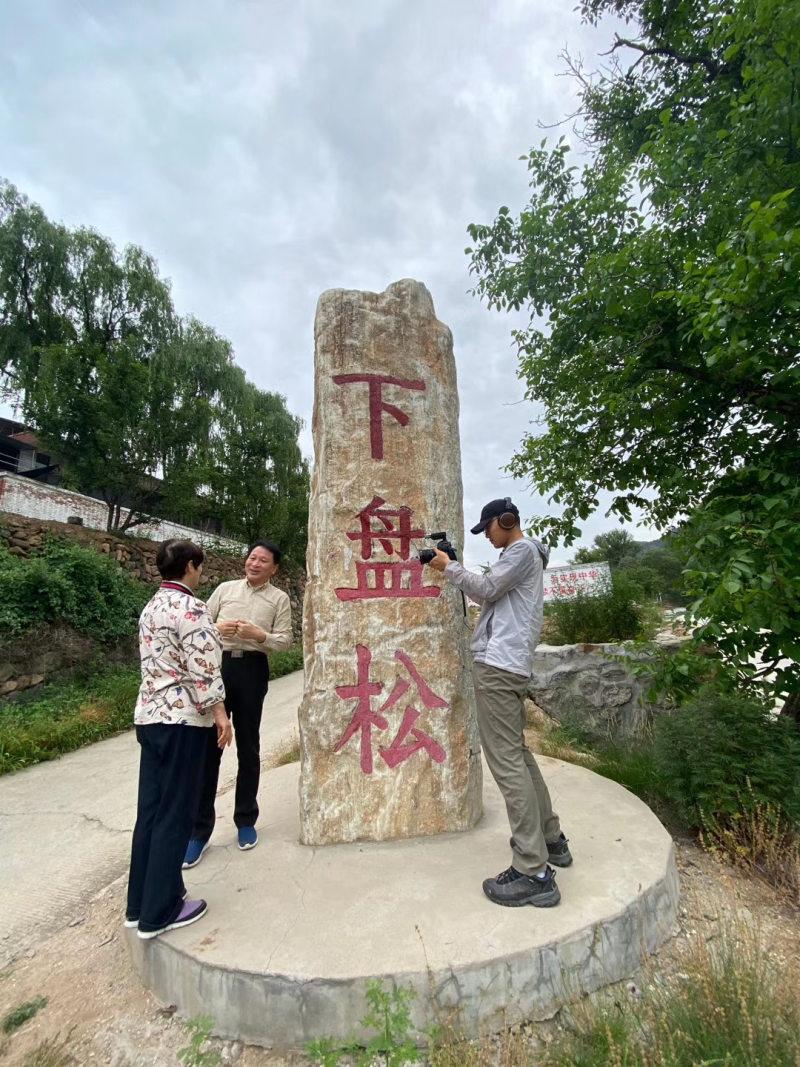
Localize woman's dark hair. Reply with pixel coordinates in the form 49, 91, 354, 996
157, 539, 205, 580
247, 539, 282, 566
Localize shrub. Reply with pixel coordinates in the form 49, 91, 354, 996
0, 539, 150, 641
269, 643, 304, 679
702, 796, 800, 906
535, 712, 670, 823
545, 572, 659, 645
638, 643, 738, 706
2, 996, 48, 1034
653, 689, 800, 830
539, 924, 800, 1067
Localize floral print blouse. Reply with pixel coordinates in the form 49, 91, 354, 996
134, 583, 225, 727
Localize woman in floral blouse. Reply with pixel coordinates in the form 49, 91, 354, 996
126, 539, 232, 939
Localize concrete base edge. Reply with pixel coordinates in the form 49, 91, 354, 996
126, 760, 680, 1050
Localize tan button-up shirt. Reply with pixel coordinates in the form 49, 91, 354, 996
205, 578, 292, 656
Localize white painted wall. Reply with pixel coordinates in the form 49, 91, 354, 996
0, 474, 243, 551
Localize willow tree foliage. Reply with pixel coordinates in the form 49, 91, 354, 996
467, 0, 800, 697
0, 181, 307, 554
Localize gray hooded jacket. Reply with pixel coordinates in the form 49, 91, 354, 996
445, 536, 550, 678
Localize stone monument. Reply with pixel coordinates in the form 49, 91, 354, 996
127, 285, 680, 1052
298, 279, 482, 844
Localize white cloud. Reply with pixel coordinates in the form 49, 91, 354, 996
0, 0, 655, 568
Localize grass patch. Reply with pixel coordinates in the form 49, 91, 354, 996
702, 796, 800, 907
268, 735, 301, 767
2, 996, 48, 1034
529, 687, 800, 901
0, 669, 140, 776
308, 926, 799, 1066
0, 640, 302, 776
427, 924, 800, 1066
178, 1015, 221, 1066
21, 1031, 75, 1067
532, 712, 673, 825
0, 644, 303, 777
542, 925, 800, 1066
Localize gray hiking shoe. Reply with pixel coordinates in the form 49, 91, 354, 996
547, 833, 573, 868
482, 865, 561, 908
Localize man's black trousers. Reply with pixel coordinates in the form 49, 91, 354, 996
127, 722, 207, 931
192, 651, 269, 840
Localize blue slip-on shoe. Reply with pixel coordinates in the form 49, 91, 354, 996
237, 826, 258, 851
182, 837, 210, 869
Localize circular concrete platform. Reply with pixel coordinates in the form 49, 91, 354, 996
126, 757, 679, 1049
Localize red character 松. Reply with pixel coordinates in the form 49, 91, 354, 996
333, 645, 447, 773
332, 373, 425, 460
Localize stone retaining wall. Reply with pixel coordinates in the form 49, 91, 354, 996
0, 626, 138, 697
528, 636, 689, 738
0, 513, 305, 696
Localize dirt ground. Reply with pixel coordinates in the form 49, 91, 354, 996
1, 834, 798, 1067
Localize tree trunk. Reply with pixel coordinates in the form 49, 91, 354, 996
780, 691, 800, 732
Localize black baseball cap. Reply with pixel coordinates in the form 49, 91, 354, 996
470, 498, 520, 535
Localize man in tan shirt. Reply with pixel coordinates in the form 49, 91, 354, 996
184, 540, 292, 863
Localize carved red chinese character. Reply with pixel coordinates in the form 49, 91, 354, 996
332, 373, 425, 460
335, 496, 440, 601
379, 707, 446, 769
333, 646, 448, 774
333, 645, 387, 774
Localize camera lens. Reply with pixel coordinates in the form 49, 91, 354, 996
418, 549, 435, 565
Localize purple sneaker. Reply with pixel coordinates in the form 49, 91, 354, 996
137, 899, 208, 940
125, 888, 187, 928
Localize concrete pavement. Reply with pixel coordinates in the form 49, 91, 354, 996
129, 756, 679, 1049
0, 670, 304, 968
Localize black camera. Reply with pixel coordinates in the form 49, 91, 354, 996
417, 531, 458, 565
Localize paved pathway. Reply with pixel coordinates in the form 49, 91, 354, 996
0, 671, 304, 968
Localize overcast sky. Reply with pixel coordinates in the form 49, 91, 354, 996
0, 0, 649, 568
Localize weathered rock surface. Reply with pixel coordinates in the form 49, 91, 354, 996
298, 279, 482, 845
528, 637, 689, 738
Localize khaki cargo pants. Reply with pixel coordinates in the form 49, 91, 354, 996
473, 660, 561, 875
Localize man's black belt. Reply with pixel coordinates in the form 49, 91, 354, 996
223, 650, 268, 660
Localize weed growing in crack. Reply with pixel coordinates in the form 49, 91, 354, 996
307, 979, 421, 1065
177, 1015, 221, 1067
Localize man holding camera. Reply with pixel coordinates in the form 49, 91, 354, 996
429, 498, 571, 907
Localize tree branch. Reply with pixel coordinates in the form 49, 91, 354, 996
610, 35, 721, 80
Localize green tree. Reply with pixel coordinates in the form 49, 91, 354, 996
18, 224, 179, 531
0, 182, 309, 547
572, 529, 638, 567
0, 181, 71, 400
466, 0, 800, 698
212, 379, 309, 563
572, 529, 686, 602
148, 317, 238, 528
